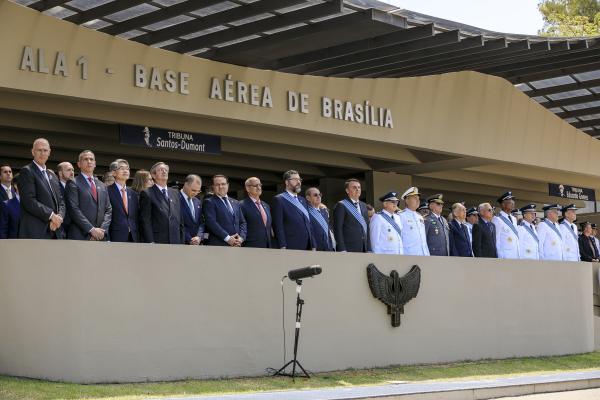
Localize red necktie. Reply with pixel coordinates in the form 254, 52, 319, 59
121, 187, 128, 214
256, 200, 267, 226
88, 177, 97, 201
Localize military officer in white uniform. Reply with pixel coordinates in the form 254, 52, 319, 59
492, 191, 520, 259
399, 187, 429, 256
559, 204, 580, 262
537, 204, 564, 261
517, 204, 539, 260
370, 191, 403, 255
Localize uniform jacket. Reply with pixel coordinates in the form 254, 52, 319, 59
559, 221, 580, 262
332, 198, 370, 252
537, 219, 564, 261
108, 184, 140, 242
492, 211, 520, 259
399, 209, 429, 256
517, 222, 540, 260
66, 174, 112, 240
369, 210, 403, 255
424, 213, 449, 256
139, 185, 184, 244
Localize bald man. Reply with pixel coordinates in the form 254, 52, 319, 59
18, 138, 65, 239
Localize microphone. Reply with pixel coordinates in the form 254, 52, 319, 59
287, 265, 322, 281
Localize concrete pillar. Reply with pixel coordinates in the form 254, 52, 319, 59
365, 171, 412, 210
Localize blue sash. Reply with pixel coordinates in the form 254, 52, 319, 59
281, 192, 309, 220
544, 219, 562, 240
342, 199, 367, 233
378, 212, 402, 237
308, 206, 329, 236
522, 224, 538, 243
498, 213, 519, 238
561, 221, 578, 242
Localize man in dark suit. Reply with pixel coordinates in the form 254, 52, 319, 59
579, 221, 599, 262
18, 138, 65, 239
449, 202, 473, 257
203, 175, 246, 246
180, 174, 203, 245
472, 202, 498, 258
305, 187, 333, 251
65, 150, 112, 240
271, 170, 316, 250
240, 177, 272, 248
107, 159, 139, 242
0, 164, 15, 202
139, 162, 184, 244
332, 178, 369, 252
57, 161, 74, 235
0, 175, 20, 239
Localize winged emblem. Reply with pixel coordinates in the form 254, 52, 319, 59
366, 264, 421, 327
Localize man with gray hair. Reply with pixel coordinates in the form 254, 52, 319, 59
240, 176, 272, 248
472, 202, 497, 258
139, 161, 184, 244
449, 202, 473, 257
180, 174, 203, 245
107, 159, 139, 242
66, 150, 112, 240
19, 138, 65, 239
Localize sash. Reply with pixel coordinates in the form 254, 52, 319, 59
281, 192, 309, 220
308, 206, 329, 236
544, 219, 562, 240
342, 199, 367, 233
498, 214, 519, 238
561, 221, 578, 242
378, 212, 402, 237
522, 224, 539, 244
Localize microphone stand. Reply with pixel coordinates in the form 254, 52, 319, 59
274, 279, 310, 379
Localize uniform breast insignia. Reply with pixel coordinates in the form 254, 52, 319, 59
507, 237, 512, 242
366, 264, 421, 327
526, 249, 531, 253
552, 241, 557, 246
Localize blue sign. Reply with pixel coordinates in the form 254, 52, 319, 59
119, 124, 221, 155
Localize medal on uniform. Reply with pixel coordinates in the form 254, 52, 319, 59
552, 240, 556, 246
507, 237, 512, 243
434, 228, 439, 234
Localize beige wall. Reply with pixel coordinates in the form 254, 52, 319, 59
0, 0, 600, 183
0, 240, 593, 383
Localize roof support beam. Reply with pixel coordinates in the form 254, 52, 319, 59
64, 1, 148, 24
541, 92, 600, 108
572, 118, 600, 129
28, 1, 69, 12
555, 104, 600, 119
301, 29, 461, 76
524, 77, 600, 97
162, 0, 343, 52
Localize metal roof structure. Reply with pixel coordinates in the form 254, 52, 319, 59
12, 0, 600, 138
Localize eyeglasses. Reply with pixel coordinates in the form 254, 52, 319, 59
287, 177, 302, 182
311, 193, 322, 197
248, 184, 262, 188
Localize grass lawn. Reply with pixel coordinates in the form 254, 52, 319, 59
2, 351, 600, 400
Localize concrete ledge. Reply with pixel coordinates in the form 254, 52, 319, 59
163, 370, 600, 400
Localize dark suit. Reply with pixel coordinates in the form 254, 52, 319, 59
58, 181, 71, 236
108, 184, 140, 242
18, 162, 65, 239
180, 192, 203, 244
271, 193, 316, 250
332, 198, 370, 252
240, 197, 272, 248
0, 197, 20, 238
139, 185, 184, 244
579, 234, 599, 261
0, 185, 16, 202
472, 219, 498, 258
449, 219, 473, 257
309, 207, 333, 251
202, 195, 247, 246
66, 174, 112, 240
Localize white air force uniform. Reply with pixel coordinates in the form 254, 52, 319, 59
559, 221, 580, 262
517, 221, 539, 260
399, 209, 429, 256
370, 210, 403, 255
537, 219, 564, 261
492, 211, 520, 259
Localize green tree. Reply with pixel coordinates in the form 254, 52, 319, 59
538, 0, 600, 36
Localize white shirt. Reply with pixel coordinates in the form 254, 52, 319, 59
369, 210, 403, 255
492, 211, 520, 259
517, 221, 539, 260
399, 208, 429, 256
559, 221, 580, 262
537, 219, 564, 261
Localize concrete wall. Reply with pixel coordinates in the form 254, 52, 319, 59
0, 240, 594, 383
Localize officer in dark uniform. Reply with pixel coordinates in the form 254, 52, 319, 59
424, 194, 449, 256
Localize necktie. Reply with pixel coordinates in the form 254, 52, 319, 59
88, 177, 97, 201
188, 197, 195, 219
121, 187, 128, 214
256, 200, 267, 226
162, 188, 168, 201
42, 170, 57, 206
5, 187, 12, 200
223, 197, 234, 214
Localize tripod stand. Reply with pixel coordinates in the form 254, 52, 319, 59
274, 279, 310, 379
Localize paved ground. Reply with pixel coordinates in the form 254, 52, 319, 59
497, 388, 600, 399
158, 370, 600, 400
